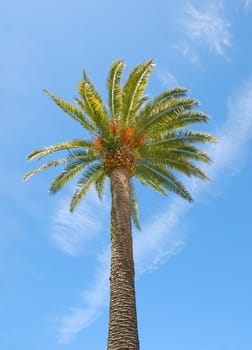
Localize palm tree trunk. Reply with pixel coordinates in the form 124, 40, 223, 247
107, 166, 140, 350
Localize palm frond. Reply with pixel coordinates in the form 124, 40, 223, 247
151, 87, 188, 105
49, 155, 100, 194
129, 180, 140, 230
70, 164, 104, 211
136, 87, 188, 125
137, 98, 199, 135
140, 144, 212, 163
107, 60, 125, 121
27, 139, 93, 161
149, 111, 209, 136
43, 89, 97, 133
74, 97, 101, 136
122, 60, 155, 126
24, 158, 70, 182
135, 165, 167, 196
78, 79, 109, 136
144, 164, 192, 201
146, 131, 217, 146
139, 156, 209, 181
95, 171, 106, 199
136, 164, 192, 201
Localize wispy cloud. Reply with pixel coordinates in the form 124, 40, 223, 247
244, 0, 252, 10
51, 188, 109, 256
55, 198, 187, 344
156, 69, 179, 88
55, 76, 252, 343
134, 199, 187, 274
208, 77, 252, 176
182, 3, 231, 56
170, 43, 201, 67
57, 250, 110, 344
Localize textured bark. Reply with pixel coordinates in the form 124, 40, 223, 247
107, 167, 140, 350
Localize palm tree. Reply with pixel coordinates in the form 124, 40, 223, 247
24, 60, 216, 350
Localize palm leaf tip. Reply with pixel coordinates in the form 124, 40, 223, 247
23, 166, 48, 182
185, 191, 193, 202
27, 149, 40, 161
210, 135, 218, 144
23, 171, 32, 182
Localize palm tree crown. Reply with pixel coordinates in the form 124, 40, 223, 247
24, 60, 216, 228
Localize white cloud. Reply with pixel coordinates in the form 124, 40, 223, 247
51, 188, 109, 256
183, 3, 231, 56
55, 77, 252, 343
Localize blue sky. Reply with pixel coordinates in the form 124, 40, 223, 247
1, 0, 252, 349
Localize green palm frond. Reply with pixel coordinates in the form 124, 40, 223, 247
136, 164, 192, 201
49, 161, 86, 194
122, 60, 155, 126
43, 89, 97, 133
146, 131, 217, 147
70, 164, 104, 211
129, 180, 140, 230
169, 146, 211, 163
144, 164, 192, 201
107, 60, 125, 121
149, 111, 209, 136
95, 171, 106, 199
135, 165, 167, 196
151, 87, 188, 105
140, 156, 209, 181
136, 87, 188, 125
78, 78, 109, 136
82, 68, 93, 84
137, 98, 199, 134
27, 139, 93, 161
24, 158, 71, 182
140, 144, 211, 163
49, 154, 100, 193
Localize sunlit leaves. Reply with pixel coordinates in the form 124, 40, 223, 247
78, 78, 109, 136
122, 60, 155, 125
43, 89, 97, 133
107, 60, 125, 121
27, 139, 93, 161
24, 158, 69, 182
